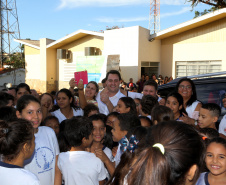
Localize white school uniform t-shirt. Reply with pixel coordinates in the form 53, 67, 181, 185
127, 92, 162, 102
0, 161, 40, 185
103, 147, 113, 179
51, 108, 83, 123
24, 126, 60, 185
114, 144, 123, 167
58, 151, 106, 185
96, 90, 125, 115
186, 100, 200, 119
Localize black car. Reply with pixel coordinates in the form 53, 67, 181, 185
158, 72, 226, 118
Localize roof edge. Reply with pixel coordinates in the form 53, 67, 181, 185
46, 29, 104, 48
150, 8, 226, 40
14, 39, 40, 50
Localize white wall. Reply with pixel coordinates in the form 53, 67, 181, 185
25, 54, 40, 79
0, 69, 25, 86
103, 26, 139, 81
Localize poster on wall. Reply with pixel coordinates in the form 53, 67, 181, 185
107, 55, 120, 72
75, 56, 105, 83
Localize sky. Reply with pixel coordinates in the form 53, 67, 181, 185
16, 0, 211, 41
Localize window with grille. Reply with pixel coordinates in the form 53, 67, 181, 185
176, 61, 222, 78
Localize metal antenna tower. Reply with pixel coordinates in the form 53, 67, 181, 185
0, 0, 21, 68
149, 0, 160, 35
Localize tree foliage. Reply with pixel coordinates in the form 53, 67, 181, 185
190, 0, 226, 8
189, 0, 226, 18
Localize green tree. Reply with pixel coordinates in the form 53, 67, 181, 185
189, 0, 226, 18
190, 0, 226, 8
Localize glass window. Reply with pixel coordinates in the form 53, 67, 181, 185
176, 61, 222, 78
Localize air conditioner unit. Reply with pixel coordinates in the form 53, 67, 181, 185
57, 49, 71, 59
85, 47, 96, 56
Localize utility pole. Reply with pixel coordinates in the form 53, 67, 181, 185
0, 0, 21, 68
149, 0, 160, 35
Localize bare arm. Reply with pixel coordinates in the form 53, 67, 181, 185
77, 80, 87, 109
54, 155, 62, 185
100, 88, 114, 113
99, 180, 105, 185
180, 103, 202, 125
69, 78, 76, 96
95, 149, 115, 177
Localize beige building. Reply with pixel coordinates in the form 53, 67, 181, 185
15, 8, 226, 93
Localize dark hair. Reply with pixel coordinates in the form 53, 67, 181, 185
0, 92, 14, 107
140, 95, 158, 115
16, 95, 40, 113
166, 92, 187, 115
139, 116, 153, 127
107, 111, 120, 119
207, 137, 226, 148
0, 119, 34, 161
83, 103, 99, 117
201, 103, 221, 118
64, 116, 93, 148
122, 121, 204, 185
43, 115, 59, 126
50, 91, 56, 96
40, 93, 54, 105
0, 106, 17, 121
89, 114, 106, 126
106, 70, 121, 81
119, 97, 137, 115
102, 78, 107, 83
143, 79, 158, 90
106, 112, 120, 127
58, 119, 70, 152
16, 83, 31, 94
103, 125, 114, 149
87, 81, 99, 93
176, 78, 197, 107
199, 128, 219, 140
151, 105, 174, 124
117, 113, 141, 131
199, 128, 219, 148
108, 126, 148, 185
56, 88, 77, 109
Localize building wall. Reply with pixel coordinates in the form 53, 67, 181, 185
24, 40, 58, 93
104, 26, 140, 82
24, 46, 42, 91
58, 35, 104, 90
161, 17, 226, 78
138, 26, 161, 78
24, 45, 40, 55
46, 48, 57, 93
0, 69, 25, 86
63, 35, 104, 53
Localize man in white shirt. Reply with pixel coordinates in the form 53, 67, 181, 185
126, 79, 162, 102
96, 70, 125, 115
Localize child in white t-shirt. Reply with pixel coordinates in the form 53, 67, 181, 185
0, 119, 40, 185
16, 95, 61, 185
57, 116, 106, 185
89, 114, 113, 181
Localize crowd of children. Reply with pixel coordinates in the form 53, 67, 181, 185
0, 70, 226, 185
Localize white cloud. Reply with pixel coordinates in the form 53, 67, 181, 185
57, 0, 189, 9
96, 7, 191, 23
57, 0, 146, 9
161, 7, 191, 18
161, 0, 189, 6
96, 17, 148, 23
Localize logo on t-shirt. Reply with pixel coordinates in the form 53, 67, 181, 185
35, 146, 54, 174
